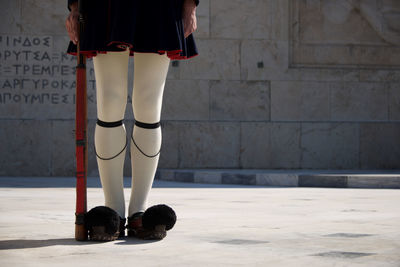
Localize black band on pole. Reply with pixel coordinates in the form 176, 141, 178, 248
75, 213, 85, 225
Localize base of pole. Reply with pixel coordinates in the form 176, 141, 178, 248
75, 213, 87, 241
75, 223, 88, 241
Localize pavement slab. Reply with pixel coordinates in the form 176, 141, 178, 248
0, 177, 399, 267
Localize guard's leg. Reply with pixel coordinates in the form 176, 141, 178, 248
128, 52, 170, 216
93, 50, 130, 219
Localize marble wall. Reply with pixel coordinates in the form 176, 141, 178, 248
0, 0, 399, 176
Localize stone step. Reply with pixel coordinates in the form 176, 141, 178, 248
155, 168, 400, 189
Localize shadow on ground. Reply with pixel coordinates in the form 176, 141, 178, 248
0, 237, 162, 250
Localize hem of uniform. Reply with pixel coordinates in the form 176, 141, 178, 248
68, 40, 198, 60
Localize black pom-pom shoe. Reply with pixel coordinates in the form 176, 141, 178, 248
127, 204, 177, 240
84, 206, 125, 241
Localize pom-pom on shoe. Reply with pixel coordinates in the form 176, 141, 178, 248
127, 204, 177, 240
84, 206, 121, 241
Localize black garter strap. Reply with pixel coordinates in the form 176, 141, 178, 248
130, 120, 161, 158
97, 119, 123, 128
95, 138, 127, 161
94, 119, 127, 160
134, 120, 160, 129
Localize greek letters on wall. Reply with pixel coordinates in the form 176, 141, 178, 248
0, 35, 97, 119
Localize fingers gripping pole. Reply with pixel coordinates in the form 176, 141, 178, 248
75, 0, 88, 241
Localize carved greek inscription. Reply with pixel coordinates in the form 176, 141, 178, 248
0, 35, 96, 111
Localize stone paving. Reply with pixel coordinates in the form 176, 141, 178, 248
0, 177, 399, 267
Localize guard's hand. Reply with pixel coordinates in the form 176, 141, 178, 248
182, 0, 197, 38
65, 3, 79, 45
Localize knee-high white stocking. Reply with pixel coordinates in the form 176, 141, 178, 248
128, 52, 170, 216
93, 50, 129, 219
128, 121, 162, 215
94, 121, 127, 218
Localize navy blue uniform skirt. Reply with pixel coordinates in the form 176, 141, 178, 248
66, 0, 198, 60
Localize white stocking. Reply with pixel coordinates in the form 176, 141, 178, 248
93, 50, 130, 219
128, 52, 170, 216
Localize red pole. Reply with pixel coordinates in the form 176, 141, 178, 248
75, 0, 88, 241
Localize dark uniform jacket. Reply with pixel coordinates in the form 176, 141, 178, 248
66, 0, 199, 60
